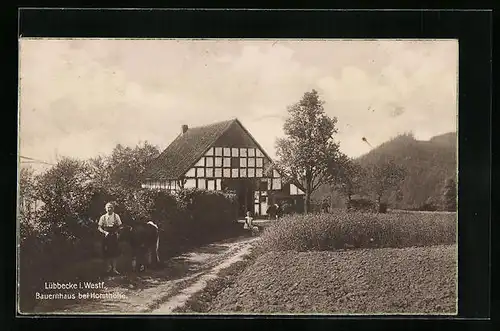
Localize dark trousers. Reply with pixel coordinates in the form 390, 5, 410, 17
102, 230, 120, 259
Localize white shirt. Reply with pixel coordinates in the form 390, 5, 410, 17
98, 213, 122, 228
245, 216, 253, 227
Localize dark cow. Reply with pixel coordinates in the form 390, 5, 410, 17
118, 221, 160, 272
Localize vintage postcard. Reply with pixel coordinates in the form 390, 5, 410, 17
17, 38, 458, 315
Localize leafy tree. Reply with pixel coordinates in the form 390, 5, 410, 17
18, 165, 47, 244
19, 166, 37, 222
442, 177, 457, 211
35, 157, 97, 241
329, 153, 366, 204
99, 142, 160, 218
364, 155, 407, 211
274, 89, 342, 213
106, 142, 160, 190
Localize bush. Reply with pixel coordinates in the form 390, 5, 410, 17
347, 198, 376, 212
378, 202, 388, 213
258, 209, 456, 253
112, 188, 240, 258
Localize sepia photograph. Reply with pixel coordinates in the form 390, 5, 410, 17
17, 38, 458, 315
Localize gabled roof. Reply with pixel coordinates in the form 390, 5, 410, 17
142, 118, 274, 181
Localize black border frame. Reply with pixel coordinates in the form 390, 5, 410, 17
7, 7, 492, 330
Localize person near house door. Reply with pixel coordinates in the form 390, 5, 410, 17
98, 202, 122, 275
275, 203, 282, 219
244, 211, 259, 236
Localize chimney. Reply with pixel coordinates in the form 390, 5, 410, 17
181, 124, 188, 134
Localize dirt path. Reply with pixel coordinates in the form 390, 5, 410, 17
33, 236, 258, 314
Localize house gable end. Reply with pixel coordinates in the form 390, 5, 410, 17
214, 120, 274, 164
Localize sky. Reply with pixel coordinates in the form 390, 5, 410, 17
18, 39, 458, 172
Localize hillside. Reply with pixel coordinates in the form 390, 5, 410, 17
356, 132, 457, 210
312, 132, 457, 210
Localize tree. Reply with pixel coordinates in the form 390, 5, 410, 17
82, 141, 161, 222
19, 165, 46, 244
330, 153, 365, 204
274, 89, 342, 213
106, 141, 160, 191
35, 157, 98, 241
19, 166, 38, 222
442, 177, 457, 211
364, 155, 407, 212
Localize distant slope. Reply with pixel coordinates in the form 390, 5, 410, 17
356, 132, 457, 209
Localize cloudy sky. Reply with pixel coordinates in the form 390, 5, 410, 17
19, 39, 457, 171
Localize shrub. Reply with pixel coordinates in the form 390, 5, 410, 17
378, 202, 388, 213
347, 198, 376, 212
174, 188, 239, 245
112, 188, 240, 258
258, 209, 456, 253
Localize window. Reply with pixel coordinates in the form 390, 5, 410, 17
232, 148, 239, 157
214, 168, 222, 178
232, 168, 239, 178
273, 169, 280, 178
224, 147, 231, 156
205, 147, 214, 156
207, 180, 215, 190
185, 168, 196, 177
206, 168, 214, 177
197, 168, 205, 177
240, 169, 247, 177
206, 157, 214, 167
223, 157, 231, 167
215, 157, 222, 167
216, 179, 222, 190
248, 168, 255, 177
248, 148, 255, 157
259, 180, 268, 191
240, 148, 247, 157
256, 168, 263, 177
223, 168, 231, 178
248, 158, 255, 167
272, 178, 282, 190
256, 149, 263, 157
194, 157, 204, 167
197, 179, 206, 190
231, 157, 239, 168
240, 158, 247, 168
256, 158, 263, 167
215, 147, 223, 156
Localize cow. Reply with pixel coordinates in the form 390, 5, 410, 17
118, 220, 161, 272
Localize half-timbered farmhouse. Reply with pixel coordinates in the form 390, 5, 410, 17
142, 118, 304, 217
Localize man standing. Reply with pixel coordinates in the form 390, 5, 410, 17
275, 203, 282, 219
98, 202, 122, 275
